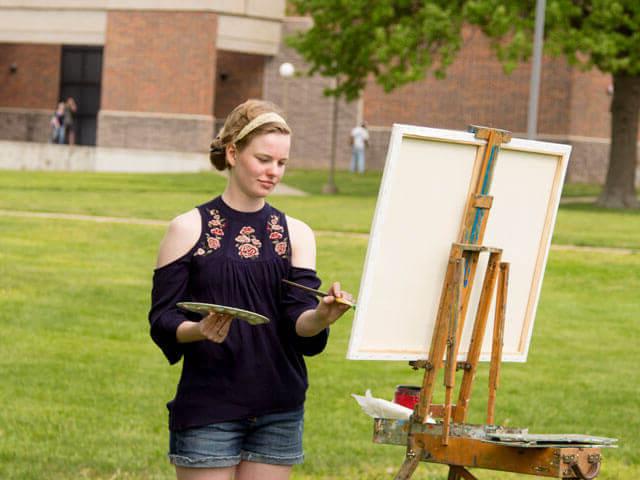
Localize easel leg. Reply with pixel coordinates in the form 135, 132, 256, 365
453, 251, 501, 423
443, 259, 464, 445
448, 466, 479, 480
393, 448, 423, 480
415, 252, 461, 422
487, 262, 509, 424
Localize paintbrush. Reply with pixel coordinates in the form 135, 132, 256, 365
282, 279, 356, 308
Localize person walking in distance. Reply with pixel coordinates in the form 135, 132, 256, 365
350, 122, 369, 174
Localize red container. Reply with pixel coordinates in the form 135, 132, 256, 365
394, 385, 422, 409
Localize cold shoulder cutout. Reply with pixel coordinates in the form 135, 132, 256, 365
156, 209, 201, 269
286, 215, 316, 270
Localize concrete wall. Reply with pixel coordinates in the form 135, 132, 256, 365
563, 138, 611, 184
0, 139, 212, 172
96, 111, 214, 153
0, 108, 52, 143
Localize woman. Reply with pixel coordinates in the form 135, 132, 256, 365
149, 99, 352, 480
50, 102, 65, 144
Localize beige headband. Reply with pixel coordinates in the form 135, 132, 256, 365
220, 112, 289, 144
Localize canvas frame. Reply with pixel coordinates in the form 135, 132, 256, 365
347, 124, 571, 362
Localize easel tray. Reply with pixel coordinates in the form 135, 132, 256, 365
374, 418, 616, 479
373, 418, 617, 449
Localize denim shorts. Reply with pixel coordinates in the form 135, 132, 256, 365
168, 407, 304, 468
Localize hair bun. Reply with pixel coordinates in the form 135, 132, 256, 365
209, 138, 227, 171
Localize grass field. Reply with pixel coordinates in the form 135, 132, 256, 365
1, 170, 639, 247
0, 170, 638, 479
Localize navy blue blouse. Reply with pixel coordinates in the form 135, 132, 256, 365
149, 196, 328, 431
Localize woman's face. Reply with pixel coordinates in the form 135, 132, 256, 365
227, 132, 290, 199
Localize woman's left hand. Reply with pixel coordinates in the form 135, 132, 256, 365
314, 281, 354, 326
200, 312, 234, 343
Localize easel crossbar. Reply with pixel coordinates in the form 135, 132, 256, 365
453, 243, 502, 254
377, 419, 605, 479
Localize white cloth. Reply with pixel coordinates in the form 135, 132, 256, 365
352, 390, 413, 419
351, 389, 436, 423
351, 126, 369, 150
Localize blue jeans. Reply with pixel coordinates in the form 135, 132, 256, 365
350, 147, 365, 173
168, 407, 305, 468
52, 126, 65, 144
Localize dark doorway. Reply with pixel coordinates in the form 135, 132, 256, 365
59, 46, 103, 146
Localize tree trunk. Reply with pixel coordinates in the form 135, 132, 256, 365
597, 74, 640, 208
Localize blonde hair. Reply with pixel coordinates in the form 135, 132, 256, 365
209, 99, 290, 171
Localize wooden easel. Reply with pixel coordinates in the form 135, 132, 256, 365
377, 126, 614, 480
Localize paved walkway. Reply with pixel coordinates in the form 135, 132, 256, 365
1, 209, 636, 254
0, 209, 167, 226
214, 171, 307, 196
272, 182, 307, 196
560, 195, 640, 205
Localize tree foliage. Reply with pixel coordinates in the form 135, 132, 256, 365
289, 0, 640, 207
466, 0, 640, 76
289, 0, 640, 97
287, 0, 466, 101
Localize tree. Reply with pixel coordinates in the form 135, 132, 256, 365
288, 0, 639, 208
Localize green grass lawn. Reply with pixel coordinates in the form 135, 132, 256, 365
1, 170, 639, 479
1, 170, 639, 247
554, 204, 640, 249
0, 170, 379, 233
560, 182, 602, 198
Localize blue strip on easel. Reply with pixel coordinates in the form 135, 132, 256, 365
464, 145, 499, 287
463, 258, 470, 287
481, 146, 498, 195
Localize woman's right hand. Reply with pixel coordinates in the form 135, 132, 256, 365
199, 312, 234, 343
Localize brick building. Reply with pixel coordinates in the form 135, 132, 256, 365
359, 25, 618, 185
0, 3, 630, 184
0, 1, 285, 154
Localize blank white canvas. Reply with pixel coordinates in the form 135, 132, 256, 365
347, 125, 570, 362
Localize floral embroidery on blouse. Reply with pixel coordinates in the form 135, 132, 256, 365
194, 209, 227, 256
235, 226, 262, 259
267, 214, 289, 258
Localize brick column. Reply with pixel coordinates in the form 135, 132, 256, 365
0, 43, 61, 142
98, 10, 217, 152
215, 51, 265, 119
